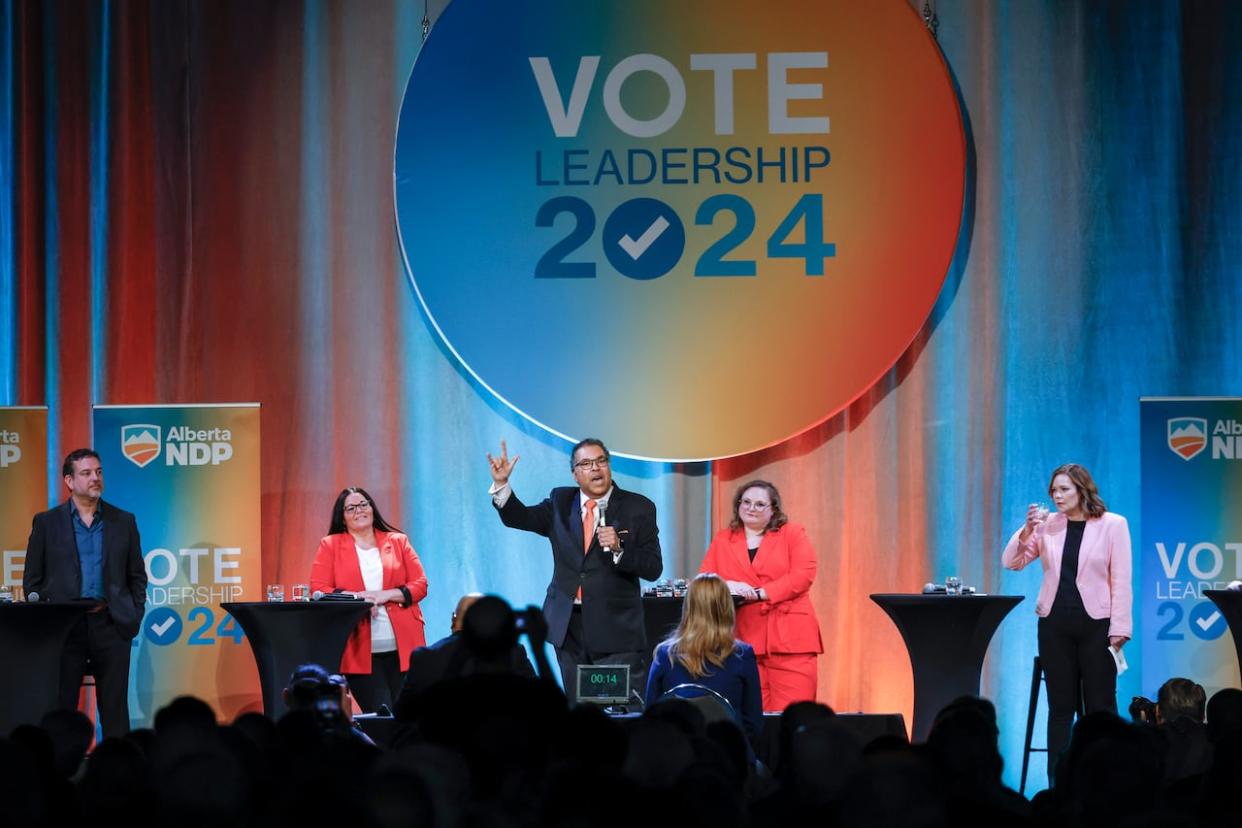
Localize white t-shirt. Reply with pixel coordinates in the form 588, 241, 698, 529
355, 543, 396, 653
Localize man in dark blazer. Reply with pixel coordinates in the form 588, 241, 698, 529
23, 448, 147, 737
487, 438, 663, 702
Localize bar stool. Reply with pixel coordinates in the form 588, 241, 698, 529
1019, 656, 1083, 794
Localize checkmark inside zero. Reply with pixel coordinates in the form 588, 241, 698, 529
618, 216, 670, 260
151, 617, 176, 636
1195, 610, 1221, 631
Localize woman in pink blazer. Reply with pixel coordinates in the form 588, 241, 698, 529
310, 487, 428, 713
699, 480, 823, 712
1002, 463, 1132, 778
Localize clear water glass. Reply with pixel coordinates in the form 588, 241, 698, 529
291, 584, 310, 602
945, 575, 962, 596
265, 584, 285, 602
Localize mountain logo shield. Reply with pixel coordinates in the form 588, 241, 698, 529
1167, 418, 1208, 461
121, 424, 162, 468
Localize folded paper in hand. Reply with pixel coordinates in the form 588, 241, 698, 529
1108, 645, 1128, 676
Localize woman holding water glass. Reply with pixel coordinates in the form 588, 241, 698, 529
1002, 463, 1132, 778
699, 480, 823, 712
310, 487, 428, 713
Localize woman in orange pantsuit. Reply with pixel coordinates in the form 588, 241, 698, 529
699, 480, 823, 712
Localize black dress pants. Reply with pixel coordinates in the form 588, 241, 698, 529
1038, 602, 1116, 780
556, 606, 647, 705
59, 611, 133, 739
345, 651, 404, 713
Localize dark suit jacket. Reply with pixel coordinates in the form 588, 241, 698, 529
392, 632, 535, 721
24, 499, 148, 640
497, 485, 662, 653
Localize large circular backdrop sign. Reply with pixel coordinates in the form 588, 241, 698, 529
395, 0, 966, 461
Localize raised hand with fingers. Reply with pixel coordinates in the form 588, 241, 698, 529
487, 440, 520, 486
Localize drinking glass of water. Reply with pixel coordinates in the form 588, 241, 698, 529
945, 575, 962, 596
265, 584, 285, 602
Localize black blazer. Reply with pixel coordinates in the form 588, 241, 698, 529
23, 499, 148, 640
497, 485, 662, 653
393, 632, 536, 720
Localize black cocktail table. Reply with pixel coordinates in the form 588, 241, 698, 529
870, 593, 1022, 742
222, 600, 371, 717
1204, 590, 1242, 683
0, 602, 94, 733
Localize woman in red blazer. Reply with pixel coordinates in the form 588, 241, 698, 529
699, 480, 823, 712
310, 487, 428, 713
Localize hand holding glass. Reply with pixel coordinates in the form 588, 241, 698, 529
1026, 502, 1050, 532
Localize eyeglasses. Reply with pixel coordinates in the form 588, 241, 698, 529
344, 502, 372, 515
573, 457, 610, 471
740, 499, 771, 511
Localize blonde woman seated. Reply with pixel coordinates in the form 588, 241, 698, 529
645, 573, 764, 740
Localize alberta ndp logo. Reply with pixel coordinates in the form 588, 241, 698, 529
0, 428, 20, 467
1167, 415, 1242, 462
120, 423, 235, 468
121, 424, 162, 468
1167, 418, 1208, 461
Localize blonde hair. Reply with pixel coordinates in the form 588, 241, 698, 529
663, 573, 737, 677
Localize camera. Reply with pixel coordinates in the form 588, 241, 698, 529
514, 606, 546, 640
1129, 695, 1157, 723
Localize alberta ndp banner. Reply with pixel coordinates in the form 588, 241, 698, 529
0, 407, 47, 591
1140, 397, 1242, 696
94, 404, 262, 723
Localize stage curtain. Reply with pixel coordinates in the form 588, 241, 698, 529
1, 0, 1239, 790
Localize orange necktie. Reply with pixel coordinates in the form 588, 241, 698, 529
583, 499, 597, 553
579, 499, 597, 602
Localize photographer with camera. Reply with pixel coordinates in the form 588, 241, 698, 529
393, 594, 554, 720
282, 663, 374, 745
1155, 677, 1212, 784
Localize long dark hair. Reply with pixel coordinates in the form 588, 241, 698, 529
328, 487, 402, 535
727, 479, 790, 532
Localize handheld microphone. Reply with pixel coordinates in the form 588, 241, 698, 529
599, 503, 611, 553
314, 591, 364, 602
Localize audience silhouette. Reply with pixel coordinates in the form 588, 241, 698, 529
3, 599, 1239, 827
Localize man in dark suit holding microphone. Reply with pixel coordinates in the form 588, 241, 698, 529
488, 438, 662, 702
23, 448, 147, 737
